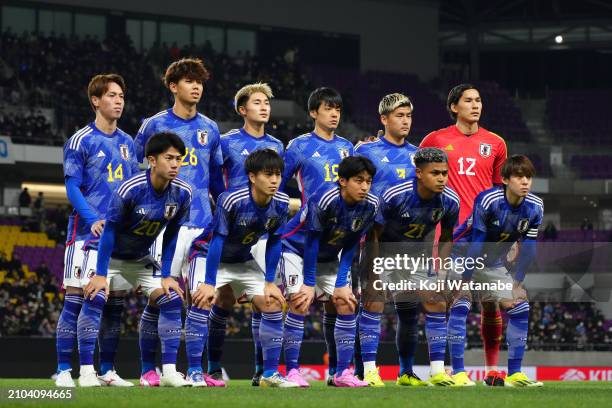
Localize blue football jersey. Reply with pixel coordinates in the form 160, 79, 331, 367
355, 137, 418, 198
63, 123, 140, 242
377, 178, 460, 244
88, 170, 192, 259
281, 132, 354, 203
191, 187, 290, 263
282, 185, 379, 262
134, 109, 223, 228
220, 128, 284, 190
454, 187, 544, 268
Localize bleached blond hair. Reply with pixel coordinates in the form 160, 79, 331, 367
378, 93, 413, 115
234, 82, 274, 114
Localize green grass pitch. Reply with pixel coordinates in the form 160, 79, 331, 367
1, 379, 611, 408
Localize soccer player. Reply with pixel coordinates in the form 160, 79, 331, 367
450, 155, 543, 387
353, 93, 419, 386
420, 84, 508, 385
76, 132, 192, 387
212, 83, 284, 386
185, 149, 295, 387
374, 148, 460, 386
254, 156, 379, 387
56, 74, 139, 388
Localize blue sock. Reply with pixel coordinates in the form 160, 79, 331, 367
207, 305, 229, 373
323, 312, 337, 375
425, 312, 447, 364
334, 313, 356, 374
139, 305, 159, 375
99, 296, 124, 375
395, 302, 419, 375
359, 310, 382, 371
252, 312, 263, 373
448, 300, 470, 374
77, 291, 106, 366
185, 306, 209, 375
507, 302, 529, 375
156, 291, 183, 365
260, 312, 284, 377
353, 305, 364, 378
56, 294, 83, 372
284, 312, 304, 372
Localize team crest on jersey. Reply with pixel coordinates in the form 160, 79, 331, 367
479, 142, 492, 158
431, 208, 444, 223
265, 217, 279, 230
351, 218, 364, 232
164, 203, 178, 219
517, 218, 530, 233
119, 144, 130, 160
338, 148, 350, 159
74, 266, 82, 279
87, 269, 96, 279
197, 129, 208, 146
288, 274, 299, 286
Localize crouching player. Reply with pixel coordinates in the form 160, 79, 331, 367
77, 132, 192, 387
450, 155, 543, 387
372, 148, 460, 386
186, 149, 296, 387
254, 156, 380, 387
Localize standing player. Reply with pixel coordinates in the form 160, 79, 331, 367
374, 147, 460, 386
56, 74, 139, 388
209, 83, 284, 386
420, 84, 508, 385
254, 156, 379, 387
77, 132, 192, 387
185, 149, 296, 387
450, 155, 543, 387
353, 93, 420, 386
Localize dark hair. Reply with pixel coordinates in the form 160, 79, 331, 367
87, 74, 126, 112
163, 58, 210, 88
501, 155, 535, 179
414, 147, 448, 168
307, 87, 343, 112
446, 83, 480, 120
338, 156, 376, 180
244, 148, 284, 176
145, 132, 186, 157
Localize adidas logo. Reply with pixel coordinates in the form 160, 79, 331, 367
241, 149, 249, 156
401, 212, 411, 218
136, 208, 146, 215
312, 151, 321, 158
381, 156, 390, 163
492, 220, 500, 226
444, 144, 454, 151
97, 151, 106, 158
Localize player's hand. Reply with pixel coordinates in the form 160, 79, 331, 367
264, 282, 286, 308
511, 281, 527, 305
292, 284, 315, 313
192, 283, 215, 309
161, 277, 184, 301
84, 275, 108, 301
332, 286, 357, 308
91, 220, 106, 237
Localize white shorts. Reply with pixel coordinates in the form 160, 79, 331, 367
82, 250, 163, 297
188, 256, 265, 300
63, 240, 87, 289
151, 226, 204, 280
472, 265, 514, 302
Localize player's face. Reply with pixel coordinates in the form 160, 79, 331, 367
416, 162, 448, 193
92, 82, 124, 121
503, 174, 532, 198
149, 147, 183, 181
242, 92, 270, 124
381, 106, 412, 139
171, 78, 203, 105
340, 170, 373, 202
310, 103, 341, 131
451, 89, 482, 124
249, 169, 281, 197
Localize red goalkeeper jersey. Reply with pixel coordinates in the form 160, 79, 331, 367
420, 125, 507, 225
